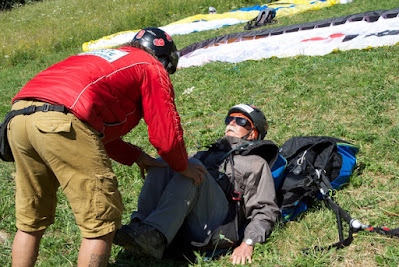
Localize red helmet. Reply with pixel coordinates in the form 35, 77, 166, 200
132, 27, 179, 74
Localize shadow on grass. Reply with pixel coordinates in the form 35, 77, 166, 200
109, 248, 191, 267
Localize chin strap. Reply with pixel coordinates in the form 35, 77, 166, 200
241, 127, 260, 141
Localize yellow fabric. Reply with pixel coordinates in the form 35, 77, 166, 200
82, 0, 338, 52
9, 100, 123, 238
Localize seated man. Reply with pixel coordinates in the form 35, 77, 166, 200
114, 104, 280, 265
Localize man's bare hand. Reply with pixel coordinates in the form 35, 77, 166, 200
179, 162, 206, 185
230, 242, 254, 265
136, 152, 166, 179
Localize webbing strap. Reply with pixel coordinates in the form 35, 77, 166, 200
1, 104, 67, 162
302, 193, 355, 254
11, 104, 67, 117
364, 226, 399, 237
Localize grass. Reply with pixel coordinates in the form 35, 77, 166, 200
1, 0, 399, 266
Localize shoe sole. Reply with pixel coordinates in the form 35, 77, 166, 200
134, 234, 164, 259
114, 227, 144, 256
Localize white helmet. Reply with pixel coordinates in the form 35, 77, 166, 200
227, 104, 268, 140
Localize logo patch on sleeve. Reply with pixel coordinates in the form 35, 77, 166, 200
79, 49, 128, 62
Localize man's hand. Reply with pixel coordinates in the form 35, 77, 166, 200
136, 152, 166, 179
179, 162, 206, 185
230, 242, 254, 265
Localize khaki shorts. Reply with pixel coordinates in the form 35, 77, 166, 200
8, 100, 123, 238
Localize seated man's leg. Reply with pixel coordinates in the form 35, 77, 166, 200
181, 158, 229, 242
143, 158, 208, 243
133, 158, 229, 258
130, 159, 174, 223
113, 161, 174, 250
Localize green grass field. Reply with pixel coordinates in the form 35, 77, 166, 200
1, 0, 398, 266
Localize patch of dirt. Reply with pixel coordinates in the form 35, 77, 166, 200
0, 230, 10, 244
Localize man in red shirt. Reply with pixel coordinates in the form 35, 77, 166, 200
8, 27, 205, 266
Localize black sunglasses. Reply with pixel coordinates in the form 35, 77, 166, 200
225, 116, 251, 128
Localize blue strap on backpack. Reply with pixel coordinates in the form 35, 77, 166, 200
270, 153, 287, 189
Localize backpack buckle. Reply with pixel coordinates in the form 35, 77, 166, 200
24, 105, 36, 115
232, 190, 242, 201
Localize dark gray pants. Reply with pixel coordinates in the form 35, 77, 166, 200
131, 158, 229, 244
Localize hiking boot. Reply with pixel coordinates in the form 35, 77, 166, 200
133, 223, 167, 260
113, 224, 143, 256
128, 217, 141, 229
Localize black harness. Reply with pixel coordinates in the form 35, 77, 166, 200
0, 103, 68, 161
190, 139, 278, 250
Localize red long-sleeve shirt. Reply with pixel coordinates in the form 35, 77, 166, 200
13, 47, 188, 171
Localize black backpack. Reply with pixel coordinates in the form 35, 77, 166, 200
277, 136, 359, 222
244, 8, 277, 30
276, 136, 362, 250
275, 136, 399, 251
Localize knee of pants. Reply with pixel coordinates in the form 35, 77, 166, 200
187, 157, 214, 186
146, 158, 173, 181
188, 157, 205, 167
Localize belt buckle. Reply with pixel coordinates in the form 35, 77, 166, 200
42, 103, 50, 112
26, 105, 36, 115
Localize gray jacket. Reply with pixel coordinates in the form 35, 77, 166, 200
191, 136, 280, 245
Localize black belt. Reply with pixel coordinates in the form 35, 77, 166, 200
0, 104, 69, 162
11, 104, 67, 116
